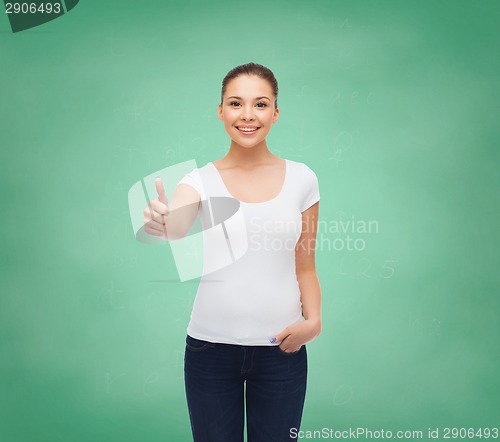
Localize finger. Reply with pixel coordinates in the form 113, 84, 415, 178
279, 336, 292, 349
149, 213, 168, 239
145, 225, 167, 238
145, 220, 168, 240
155, 177, 169, 205
146, 200, 169, 216
271, 328, 291, 344
281, 344, 301, 353
144, 201, 168, 240
278, 335, 301, 352
147, 210, 170, 224
144, 219, 166, 234
144, 210, 168, 230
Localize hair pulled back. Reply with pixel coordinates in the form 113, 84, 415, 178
221, 62, 279, 108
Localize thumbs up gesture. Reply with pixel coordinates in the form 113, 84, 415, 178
143, 177, 170, 240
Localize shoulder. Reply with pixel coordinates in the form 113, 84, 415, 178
284, 159, 320, 211
182, 162, 212, 178
177, 163, 213, 196
285, 159, 318, 179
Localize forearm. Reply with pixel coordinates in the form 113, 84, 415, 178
297, 269, 322, 333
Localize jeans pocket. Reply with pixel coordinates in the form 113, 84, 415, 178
275, 344, 303, 356
185, 335, 213, 352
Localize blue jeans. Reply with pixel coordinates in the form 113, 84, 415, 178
184, 334, 308, 442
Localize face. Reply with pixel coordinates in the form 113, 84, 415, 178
218, 74, 279, 149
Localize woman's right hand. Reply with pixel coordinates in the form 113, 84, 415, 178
143, 177, 170, 240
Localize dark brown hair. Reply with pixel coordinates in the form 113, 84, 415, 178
221, 62, 279, 108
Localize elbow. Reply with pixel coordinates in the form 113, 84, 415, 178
305, 316, 322, 338
316, 319, 323, 337
167, 228, 189, 241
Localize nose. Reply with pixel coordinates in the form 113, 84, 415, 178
241, 105, 255, 120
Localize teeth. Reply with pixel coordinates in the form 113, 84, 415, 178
238, 127, 258, 132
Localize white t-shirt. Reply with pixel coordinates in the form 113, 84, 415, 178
177, 158, 320, 345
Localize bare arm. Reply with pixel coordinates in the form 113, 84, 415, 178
295, 201, 322, 336
167, 183, 201, 240
272, 200, 322, 351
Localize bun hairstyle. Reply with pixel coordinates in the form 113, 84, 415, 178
221, 62, 279, 108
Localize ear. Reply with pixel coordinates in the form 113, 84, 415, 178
217, 103, 223, 121
272, 106, 280, 124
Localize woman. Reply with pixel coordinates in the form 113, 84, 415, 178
144, 62, 322, 442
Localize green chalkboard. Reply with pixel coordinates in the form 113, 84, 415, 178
1, 1, 499, 441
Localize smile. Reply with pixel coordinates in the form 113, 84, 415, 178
236, 126, 260, 135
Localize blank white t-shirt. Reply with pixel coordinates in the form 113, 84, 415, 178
177, 158, 320, 345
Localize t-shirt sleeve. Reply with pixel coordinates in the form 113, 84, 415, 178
300, 165, 320, 212
177, 168, 205, 200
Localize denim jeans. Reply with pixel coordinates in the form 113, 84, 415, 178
184, 334, 308, 442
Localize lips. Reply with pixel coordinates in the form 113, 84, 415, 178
236, 126, 260, 135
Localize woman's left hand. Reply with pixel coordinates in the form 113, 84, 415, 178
271, 319, 322, 353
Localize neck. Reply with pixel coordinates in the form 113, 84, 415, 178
223, 140, 277, 166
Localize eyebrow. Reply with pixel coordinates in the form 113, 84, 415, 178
226, 96, 271, 101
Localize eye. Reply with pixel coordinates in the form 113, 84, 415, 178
256, 102, 267, 108
229, 101, 240, 107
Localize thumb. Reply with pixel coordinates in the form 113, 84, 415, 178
155, 177, 168, 205
270, 327, 290, 344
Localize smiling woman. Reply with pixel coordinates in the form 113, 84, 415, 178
217, 71, 280, 154
143, 62, 322, 442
